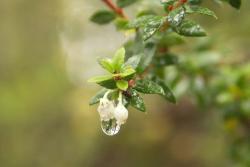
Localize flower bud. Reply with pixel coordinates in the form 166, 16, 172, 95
114, 102, 128, 125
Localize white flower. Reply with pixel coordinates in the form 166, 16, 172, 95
114, 92, 128, 125
97, 91, 129, 125
97, 91, 115, 121
114, 102, 128, 125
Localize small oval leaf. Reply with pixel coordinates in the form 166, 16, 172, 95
90, 10, 116, 25
116, 80, 128, 90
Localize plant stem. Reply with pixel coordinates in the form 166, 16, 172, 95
102, 0, 128, 19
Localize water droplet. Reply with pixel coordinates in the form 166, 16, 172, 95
101, 119, 120, 136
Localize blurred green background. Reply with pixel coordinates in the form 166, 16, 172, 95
0, 0, 249, 167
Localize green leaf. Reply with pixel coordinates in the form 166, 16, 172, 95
114, 18, 129, 30
116, 80, 128, 90
128, 15, 165, 40
153, 77, 176, 103
98, 79, 117, 89
112, 47, 125, 72
137, 42, 156, 73
120, 67, 136, 78
88, 75, 113, 83
134, 79, 165, 96
136, 10, 156, 17
90, 10, 116, 25
175, 20, 207, 37
153, 53, 178, 67
88, 75, 116, 89
98, 58, 114, 73
124, 54, 142, 69
130, 89, 146, 112
89, 89, 108, 105
117, 0, 137, 8
228, 0, 241, 9
185, 6, 217, 19
167, 7, 185, 27
157, 32, 185, 47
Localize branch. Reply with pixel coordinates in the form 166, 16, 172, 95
102, 0, 128, 19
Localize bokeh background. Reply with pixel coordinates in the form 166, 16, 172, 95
0, 0, 249, 167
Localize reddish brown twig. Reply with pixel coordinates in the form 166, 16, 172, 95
102, 0, 128, 19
